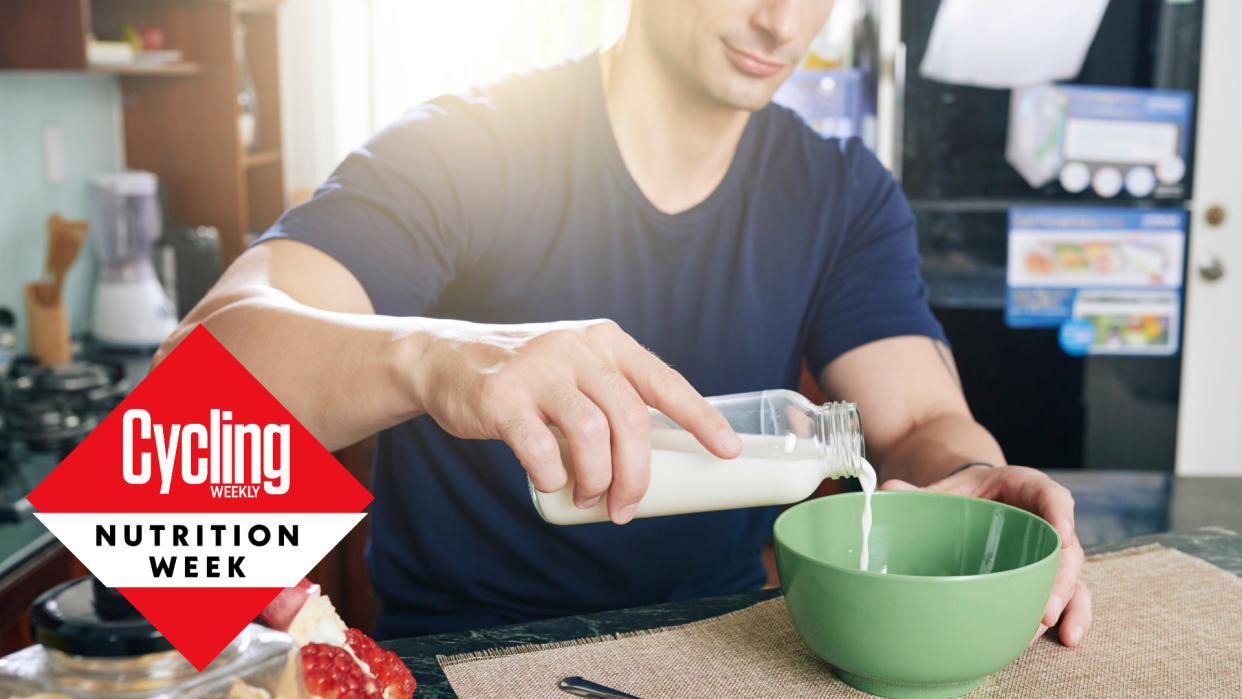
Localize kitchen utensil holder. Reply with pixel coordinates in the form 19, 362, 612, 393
24, 283, 71, 367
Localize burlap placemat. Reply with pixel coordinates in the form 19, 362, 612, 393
439, 544, 1242, 697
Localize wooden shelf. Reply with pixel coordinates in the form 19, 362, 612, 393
88, 61, 204, 77
243, 148, 282, 169
1, 0, 288, 264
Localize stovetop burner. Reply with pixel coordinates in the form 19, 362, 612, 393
3, 359, 127, 451
0, 358, 130, 517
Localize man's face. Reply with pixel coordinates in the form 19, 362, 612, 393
634, 0, 836, 111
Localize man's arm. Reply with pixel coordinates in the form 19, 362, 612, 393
155, 239, 426, 451
155, 239, 740, 525
819, 335, 1091, 647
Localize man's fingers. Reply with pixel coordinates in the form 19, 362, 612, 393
1058, 581, 1092, 647
1007, 469, 1076, 545
497, 413, 567, 493
619, 347, 741, 458
879, 478, 919, 491
879, 475, 972, 494
992, 469, 1081, 629
540, 386, 613, 508
930, 469, 987, 495
577, 364, 651, 524
1037, 481, 1077, 546
1043, 530, 1084, 627
1029, 623, 1049, 647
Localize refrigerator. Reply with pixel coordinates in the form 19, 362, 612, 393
779, 0, 1205, 470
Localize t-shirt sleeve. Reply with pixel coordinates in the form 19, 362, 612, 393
804, 140, 946, 377
254, 98, 505, 317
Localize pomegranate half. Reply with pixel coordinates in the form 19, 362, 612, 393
260, 579, 415, 699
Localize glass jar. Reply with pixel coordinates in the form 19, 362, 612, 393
0, 577, 303, 697
530, 389, 866, 525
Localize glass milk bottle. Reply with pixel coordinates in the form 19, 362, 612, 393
530, 389, 866, 525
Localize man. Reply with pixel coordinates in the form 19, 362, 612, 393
160, 0, 1090, 642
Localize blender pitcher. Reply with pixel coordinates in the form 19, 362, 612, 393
89, 171, 178, 348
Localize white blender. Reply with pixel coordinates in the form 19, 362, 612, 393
89, 171, 178, 348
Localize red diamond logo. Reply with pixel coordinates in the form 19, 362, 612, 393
28, 326, 372, 670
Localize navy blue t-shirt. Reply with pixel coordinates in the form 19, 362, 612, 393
259, 53, 944, 639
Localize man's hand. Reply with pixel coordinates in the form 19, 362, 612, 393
881, 465, 1092, 647
409, 318, 742, 524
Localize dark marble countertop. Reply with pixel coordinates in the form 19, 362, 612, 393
1045, 470, 1242, 546
384, 523, 1242, 698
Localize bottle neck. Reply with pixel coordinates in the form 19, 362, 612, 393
814, 401, 865, 480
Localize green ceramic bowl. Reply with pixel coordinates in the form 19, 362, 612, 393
774, 491, 1060, 699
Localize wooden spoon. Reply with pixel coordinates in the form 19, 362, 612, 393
44, 214, 89, 306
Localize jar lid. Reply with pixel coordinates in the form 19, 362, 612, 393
30, 577, 173, 657
90, 171, 158, 196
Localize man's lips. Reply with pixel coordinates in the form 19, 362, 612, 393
723, 43, 786, 78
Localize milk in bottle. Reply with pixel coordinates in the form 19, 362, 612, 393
529, 391, 868, 521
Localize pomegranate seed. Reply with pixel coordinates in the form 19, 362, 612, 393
346, 628, 374, 651
297, 622, 414, 698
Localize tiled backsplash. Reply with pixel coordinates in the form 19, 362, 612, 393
0, 73, 124, 351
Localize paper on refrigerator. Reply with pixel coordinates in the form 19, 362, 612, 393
1005, 207, 1187, 356
1005, 84, 1194, 192
919, 0, 1110, 89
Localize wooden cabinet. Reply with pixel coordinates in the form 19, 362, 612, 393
0, 0, 287, 264
309, 440, 380, 633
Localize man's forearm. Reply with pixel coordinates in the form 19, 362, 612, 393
155, 289, 434, 452
873, 411, 1005, 486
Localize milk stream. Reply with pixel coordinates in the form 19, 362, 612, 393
857, 457, 877, 571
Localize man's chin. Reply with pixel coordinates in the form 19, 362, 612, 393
708, 79, 781, 112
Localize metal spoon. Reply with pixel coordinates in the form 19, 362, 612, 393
558, 675, 644, 698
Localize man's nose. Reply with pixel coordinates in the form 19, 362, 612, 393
751, 0, 799, 46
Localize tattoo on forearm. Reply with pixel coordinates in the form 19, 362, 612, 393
950, 461, 996, 476
932, 339, 962, 389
